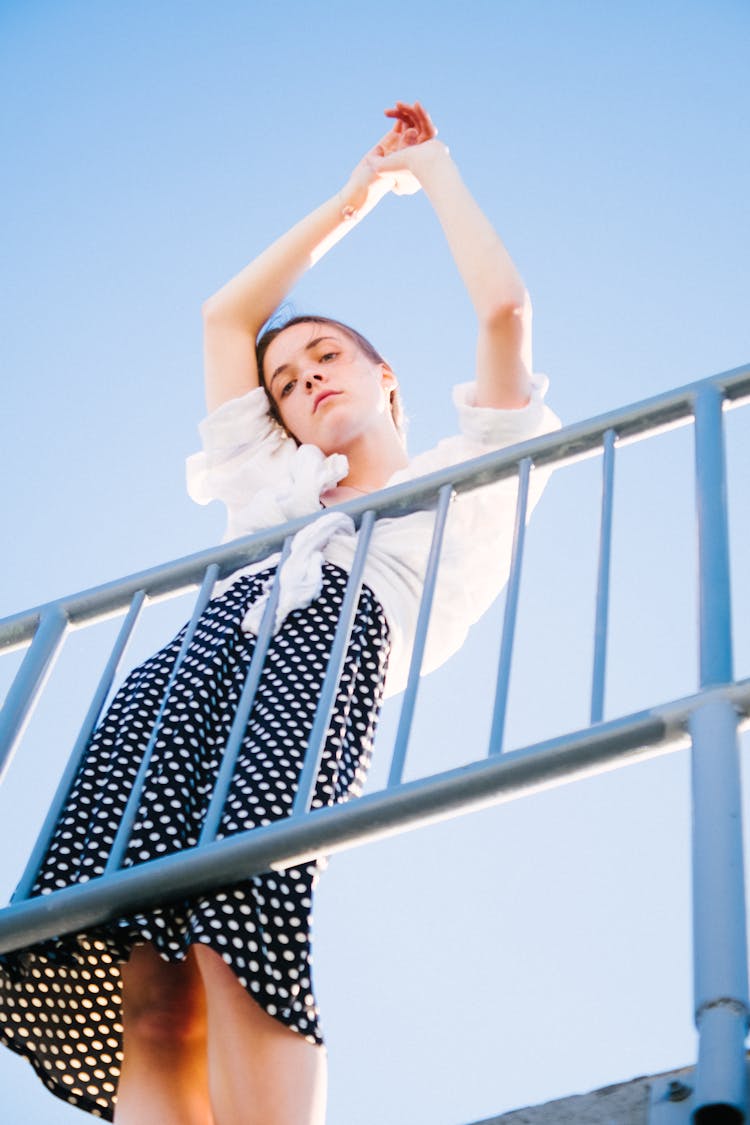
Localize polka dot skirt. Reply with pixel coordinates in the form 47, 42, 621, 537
0, 563, 390, 1120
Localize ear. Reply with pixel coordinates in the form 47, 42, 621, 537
379, 361, 398, 390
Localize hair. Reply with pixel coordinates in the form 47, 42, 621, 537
255, 315, 406, 440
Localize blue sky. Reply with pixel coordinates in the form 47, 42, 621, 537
1, 2, 749, 1122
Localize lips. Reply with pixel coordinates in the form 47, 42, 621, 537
313, 390, 340, 412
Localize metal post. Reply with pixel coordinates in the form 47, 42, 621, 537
104, 564, 220, 873
690, 385, 748, 1122
199, 539, 292, 845
13, 591, 146, 902
388, 484, 454, 788
689, 700, 748, 1122
0, 606, 67, 784
487, 458, 531, 755
694, 386, 733, 687
292, 510, 375, 816
590, 428, 616, 724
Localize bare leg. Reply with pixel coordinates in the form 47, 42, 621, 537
192, 942, 327, 1125
115, 943, 214, 1125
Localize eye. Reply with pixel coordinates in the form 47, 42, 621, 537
279, 379, 296, 398
320, 351, 338, 362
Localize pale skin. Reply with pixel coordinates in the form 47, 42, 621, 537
114, 102, 534, 1125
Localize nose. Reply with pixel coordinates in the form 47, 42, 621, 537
304, 370, 325, 390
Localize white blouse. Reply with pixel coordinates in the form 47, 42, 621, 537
186, 376, 561, 697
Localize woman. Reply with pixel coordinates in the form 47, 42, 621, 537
0, 103, 559, 1124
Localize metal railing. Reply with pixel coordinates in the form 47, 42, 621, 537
1, 363, 750, 1123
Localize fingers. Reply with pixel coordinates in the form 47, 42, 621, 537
384, 100, 437, 144
371, 118, 406, 159
413, 100, 437, 140
384, 103, 418, 133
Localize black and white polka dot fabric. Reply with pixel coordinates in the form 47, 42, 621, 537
0, 563, 390, 1120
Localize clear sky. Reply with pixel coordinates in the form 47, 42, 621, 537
1, 2, 750, 1123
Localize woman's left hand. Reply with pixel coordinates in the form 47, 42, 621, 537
375, 101, 444, 194
342, 101, 442, 211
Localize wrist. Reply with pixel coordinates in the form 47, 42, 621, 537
338, 172, 389, 221
413, 143, 456, 191
336, 186, 360, 220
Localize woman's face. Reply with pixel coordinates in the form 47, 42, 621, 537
262, 322, 395, 452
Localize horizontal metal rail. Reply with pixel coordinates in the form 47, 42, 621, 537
2, 362, 749, 654
0, 704, 670, 952
1, 675, 749, 957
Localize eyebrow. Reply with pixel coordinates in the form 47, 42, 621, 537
269, 336, 340, 391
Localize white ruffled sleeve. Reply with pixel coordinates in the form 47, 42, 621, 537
186, 387, 292, 510
402, 373, 559, 487
186, 386, 300, 545
452, 372, 558, 447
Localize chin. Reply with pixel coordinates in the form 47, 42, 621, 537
309, 420, 359, 455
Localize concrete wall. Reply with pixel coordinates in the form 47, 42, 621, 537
468, 1062, 697, 1124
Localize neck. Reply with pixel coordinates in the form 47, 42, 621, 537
339, 425, 409, 492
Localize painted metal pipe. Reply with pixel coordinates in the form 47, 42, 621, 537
0, 606, 68, 785
12, 591, 146, 903
692, 1007, 747, 1124
0, 707, 668, 953
104, 564, 220, 873
3, 365, 750, 657
199, 540, 292, 845
693, 385, 733, 688
292, 510, 376, 816
690, 386, 747, 1119
487, 458, 531, 755
590, 428, 616, 724
388, 484, 454, 788
689, 698, 749, 1120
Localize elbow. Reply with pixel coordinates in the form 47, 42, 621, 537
482, 292, 530, 331
201, 294, 224, 324
202, 292, 244, 327
480, 300, 526, 343
202, 294, 261, 340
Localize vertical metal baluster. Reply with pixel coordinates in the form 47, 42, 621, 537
199, 540, 292, 846
694, 387, 734, 689
104, 564, 220, 874
0, 606, 68, 785
292, 511, 376, 817
590, 429, 616, 724
388, 484, 454, 788
690, 385, 748, 1123
12, 591, 147, 903
487, 458, 532, 756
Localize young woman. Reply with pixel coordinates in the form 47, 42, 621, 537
0, 103, 559, 1124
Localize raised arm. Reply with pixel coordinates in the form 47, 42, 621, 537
372, 103, 532, 410
201, 109, 435, 413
